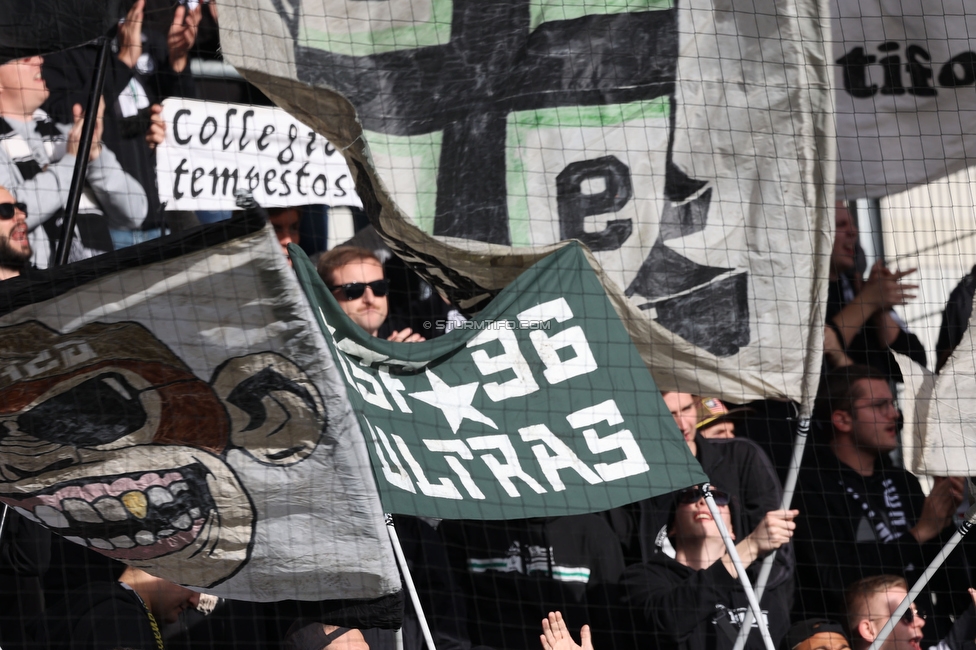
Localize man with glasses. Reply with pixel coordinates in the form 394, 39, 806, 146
846, 575, 925, 650
0, 186, 29, 280
316, 246, 423, 342
794, 366, 967, 642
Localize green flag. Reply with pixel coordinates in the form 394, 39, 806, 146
293, 243, 706, 520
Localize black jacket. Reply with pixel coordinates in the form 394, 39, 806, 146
441, 515, 624, 650
622, 552, 791, 650
793, 444, 970, 640
36, 582, 159, 650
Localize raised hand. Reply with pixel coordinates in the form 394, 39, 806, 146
387, 327, 425, 343
168, 3, 203, 73
68, 98, 105, 162
118, 0, 145, 69
747, 509, 799, 555
911, 477, 965, 543
145, 104, 165, 149
540, 612, 593, 650
862, 261, 918, 311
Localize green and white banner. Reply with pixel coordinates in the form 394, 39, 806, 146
294, 242, 706, 519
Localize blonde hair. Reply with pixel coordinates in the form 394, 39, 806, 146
316, 246, 382, 286
844, 574, 908, 635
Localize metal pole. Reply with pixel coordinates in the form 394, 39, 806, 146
731, 416, 810, 650
0, 503, 8, 543
868, 504, 976, 650
853, 198, 885, 267
54, 35, 111, 266
702, 484, 776, 650
386, 516, 437, 650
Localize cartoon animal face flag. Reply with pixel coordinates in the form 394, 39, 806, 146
0, 216, 400, 602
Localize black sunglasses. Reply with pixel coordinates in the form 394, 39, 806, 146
328, 279, 390, 301
0, 202, 27, 220
676, 486, 731, 506
899, 607, 925, 626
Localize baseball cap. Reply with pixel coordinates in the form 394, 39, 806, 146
696, 397, 752, 430
782, 619, 849, 650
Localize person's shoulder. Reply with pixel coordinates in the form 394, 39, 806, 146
705, 434, 767, 459
621, 554, 683, 585
796, 444, 844, 486
702, 434, 777, 475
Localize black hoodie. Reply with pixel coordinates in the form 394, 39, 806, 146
622, 551, 791, 650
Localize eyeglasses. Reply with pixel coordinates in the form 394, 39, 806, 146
676, 486, 731, 506
328, 279, 390, 301
0, 202, 27, 220
854, 398, 898, 413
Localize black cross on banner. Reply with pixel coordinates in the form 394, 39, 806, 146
273, 0, 749, 356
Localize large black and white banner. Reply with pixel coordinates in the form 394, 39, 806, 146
218, 0, 834, 406
832, 0, 976, 199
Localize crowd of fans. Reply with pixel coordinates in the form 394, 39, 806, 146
0, 4, 975, 650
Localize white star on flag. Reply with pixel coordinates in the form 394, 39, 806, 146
409, 369, 498, 434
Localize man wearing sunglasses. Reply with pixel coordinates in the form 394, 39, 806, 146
794, 366, 968, 642
316, 246, 424, 342
846, 575, 925, 650
847, 577, 976, 650
0, 187, 29, 280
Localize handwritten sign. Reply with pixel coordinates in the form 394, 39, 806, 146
157, 99, 362, 211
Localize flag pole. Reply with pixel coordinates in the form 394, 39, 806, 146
386, 515, 437, 650
702, 484, 776, 650
54, 34, 112, 266
731, 415, 810, 650
868, 495, 976, 650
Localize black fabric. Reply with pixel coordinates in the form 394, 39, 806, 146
793, 444, 971, 642
941, 604, 976, 650
440, 515, 624, 650
391, 516, 475, 650
935, 265, 976, 371
0, 511, 52, 650
621, 552, 791, 650
0, 1, 131, 63
638, 434, 794, 592
727, 399, 800, 484
35, 581, 158, 650
825, 278, 928, 379
263, 591, 405, 635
